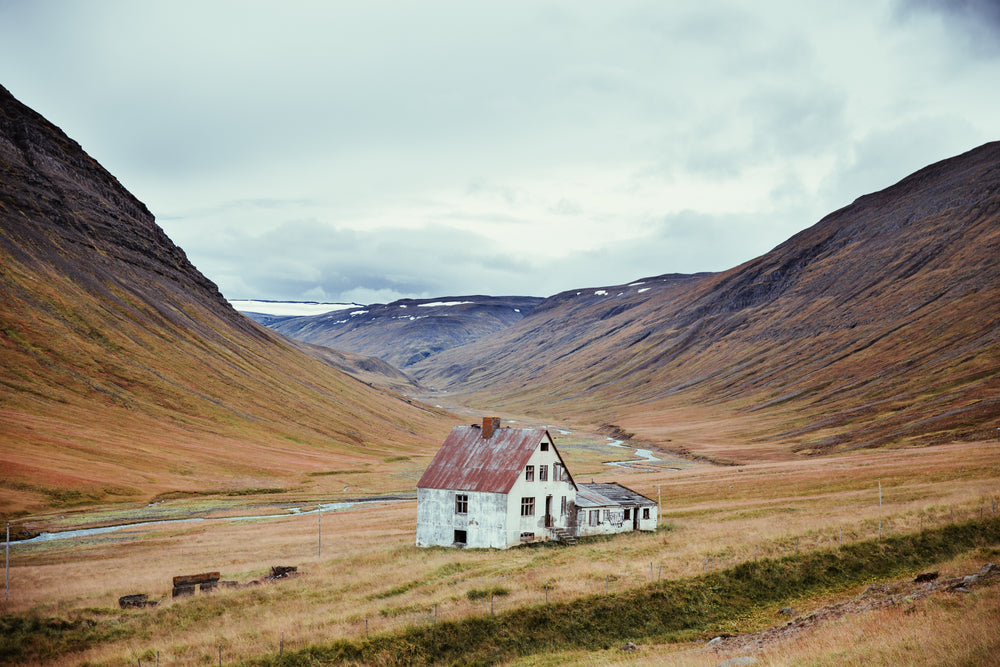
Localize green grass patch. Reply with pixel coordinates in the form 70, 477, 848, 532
242, 517, 1000, 666
466, 586, 510, 601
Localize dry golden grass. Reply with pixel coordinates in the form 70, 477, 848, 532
2, 437, 998, 666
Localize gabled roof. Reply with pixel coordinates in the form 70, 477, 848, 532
576, 482, 656, 508
417, 425, 557, 494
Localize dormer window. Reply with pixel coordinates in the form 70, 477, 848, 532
525, 465, 534, 482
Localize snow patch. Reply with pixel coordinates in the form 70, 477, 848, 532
594, 290, 608, 296
638, 287, 650, 293
229, 300, 360, 317
418, 301, 473, 308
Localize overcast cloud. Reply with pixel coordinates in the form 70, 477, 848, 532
2, 1, 998, 303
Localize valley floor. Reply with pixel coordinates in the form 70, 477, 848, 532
1, 432, 998, 666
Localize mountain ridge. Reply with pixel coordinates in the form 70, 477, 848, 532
0, 84, 451, 518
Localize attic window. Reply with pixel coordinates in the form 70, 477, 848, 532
541, 441, 549, 451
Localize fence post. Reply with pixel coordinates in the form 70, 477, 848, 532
280, 631, 284, 655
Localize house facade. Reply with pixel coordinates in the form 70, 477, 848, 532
416, 417, 578, 549
416, 417, 659, 548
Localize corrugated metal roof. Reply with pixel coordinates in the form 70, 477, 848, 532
576, 483, 656, 508
417, 425, 548, 493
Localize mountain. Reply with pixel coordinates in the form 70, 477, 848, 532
255, 296, 544, 371
0, 84, 451, 518
408, 143, 1000, 458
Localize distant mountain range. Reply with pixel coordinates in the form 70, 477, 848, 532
2, 80, 998, 520
251, 144, 1000, 456
242, 296, 544, 371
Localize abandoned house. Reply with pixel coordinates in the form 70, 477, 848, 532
415, 417, 658, 548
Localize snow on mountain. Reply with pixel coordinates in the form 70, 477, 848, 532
229, 300, 363, 317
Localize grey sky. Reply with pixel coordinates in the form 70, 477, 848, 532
2, 1, 998, 304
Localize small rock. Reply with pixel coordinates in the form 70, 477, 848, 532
619, 642, 637, 652
963, 574, 979, 586
954, 586, 971, 594
978, 563, 997, 576
779, 606, 795, 616
717, 658, 759, 667
707, 636, 723, 646
914, 572, 938, 583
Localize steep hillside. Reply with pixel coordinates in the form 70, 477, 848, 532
415, 143, 1000, 458
0, 84, 451, 518
260, 296, 543, 371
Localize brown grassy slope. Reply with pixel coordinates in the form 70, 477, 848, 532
0, 84, 452, 518
415, 143, 1000, 459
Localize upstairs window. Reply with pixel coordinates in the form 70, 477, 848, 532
455, 494, 468, 515
539, 465, 548, 482
521, 497, 535, 516
525, 465, 534, 482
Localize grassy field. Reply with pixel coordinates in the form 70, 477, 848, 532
2, 435, 998, 665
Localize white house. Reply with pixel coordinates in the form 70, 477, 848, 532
416, 417, 660, 549
416, 417, 577, 549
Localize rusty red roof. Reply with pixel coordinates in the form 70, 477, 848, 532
417, 425, 550, 493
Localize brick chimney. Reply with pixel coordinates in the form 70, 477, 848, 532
482, 416, 501, 439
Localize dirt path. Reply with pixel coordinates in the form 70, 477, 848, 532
704, 562, 998, 657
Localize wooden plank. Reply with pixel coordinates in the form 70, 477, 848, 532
172, 572, 220, 587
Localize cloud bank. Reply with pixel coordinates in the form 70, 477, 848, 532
2, 1, 998, 302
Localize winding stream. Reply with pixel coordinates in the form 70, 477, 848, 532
11, 498, 405, 545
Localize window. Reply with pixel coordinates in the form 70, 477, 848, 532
553, 463, 561, 482
455, 494, 468, 515
560, 496, 567, 515
525, 465, 534, 482
521, 497, 535, 516
454, 530, 467, 544
539, 465, 548, 482
623, 508, 631, 520
541, 441, 549, 451
643, 508, 650, 520
589, 510, 599, 526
